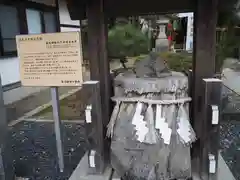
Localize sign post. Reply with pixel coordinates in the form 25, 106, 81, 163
16, 32, 84, 172
51, 87, 64, 172
0, 76, 6, 180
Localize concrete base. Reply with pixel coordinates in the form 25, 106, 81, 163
69, 153, 113, 180
69, 152, 235, 180
111, 171, 121, 180
218, 153, 236, 180
191, 153, 236, 180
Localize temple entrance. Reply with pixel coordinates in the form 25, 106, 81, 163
65, 0, 221, 178
0, 0, 235, 179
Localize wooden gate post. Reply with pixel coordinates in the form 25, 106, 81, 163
83, 81, 105, 174
86, 0, 111, 171
87, 0, 111, 126
192, 0, 218, 170
200, 78, 222, 180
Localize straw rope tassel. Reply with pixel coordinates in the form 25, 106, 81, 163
177, 104, 192, 144
156, 104, 172, 145
180, 104, 197, 144
107, 101, 121, 138
145, 104, 157, 144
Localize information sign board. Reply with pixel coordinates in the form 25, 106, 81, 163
16, 32, 83, 86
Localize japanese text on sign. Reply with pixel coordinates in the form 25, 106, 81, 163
16, 32, 83, 86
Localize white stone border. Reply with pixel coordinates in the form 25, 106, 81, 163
8, 87, 82, 127
218, 153, 236, 180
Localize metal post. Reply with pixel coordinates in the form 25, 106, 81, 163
0, 76, 6, 180
51, 87, 64, 172
200, 78, 222, 180
83, 81, 105, 174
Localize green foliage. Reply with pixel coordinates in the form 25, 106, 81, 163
133, 52, 192, 72
216, 0, 240, 70
132, 54, 148, 62
108, 23, 149, 58
218, 0, 240, 26
160, 51, 192, 72
216, 29, 240, 70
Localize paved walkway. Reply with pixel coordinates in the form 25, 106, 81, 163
221, 58, 240, 93
2, 70, 90, 122
222, 68, 240, 93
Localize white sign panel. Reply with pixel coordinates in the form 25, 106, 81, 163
16, 32, 83, 87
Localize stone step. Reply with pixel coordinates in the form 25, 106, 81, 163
69, 153, 199, 180
69, 153, 113, 180
111, 171, 121, 180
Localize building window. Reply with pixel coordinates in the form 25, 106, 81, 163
190, 41, 193, 50
0, 4, 57, 57
44, 12, 57, 33
0, 5, 20, 56
26, 9, 42, 34
26, 9, 57, 34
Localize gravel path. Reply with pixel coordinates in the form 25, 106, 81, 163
221, 84, 240, 180
8, 121, 87, 180
220, 121, 240, 180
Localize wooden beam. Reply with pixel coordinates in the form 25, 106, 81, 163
87, 0, 111, 124
105, 0, 194, 17
66, 0, 194, 20
55, 0, 61, 32
192, 0, 218, 176
86, 0, 111, 170
83, 81, 105, 173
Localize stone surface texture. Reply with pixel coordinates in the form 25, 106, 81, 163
109, 53, 195, 180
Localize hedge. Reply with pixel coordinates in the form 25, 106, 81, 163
133, 51, 193, 72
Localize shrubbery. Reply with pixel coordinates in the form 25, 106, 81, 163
108, 23, 149, 59
108, 23, 193, 72
133, 52, 193, 72
160, 51, 192, 72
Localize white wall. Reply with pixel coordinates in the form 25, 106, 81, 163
178, 12, 194, 51
61, 27, 80, 32
58, 0, 80, 26
0, 57, 20, 86
58, 1, 81, 38
186, 13, 194, 51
